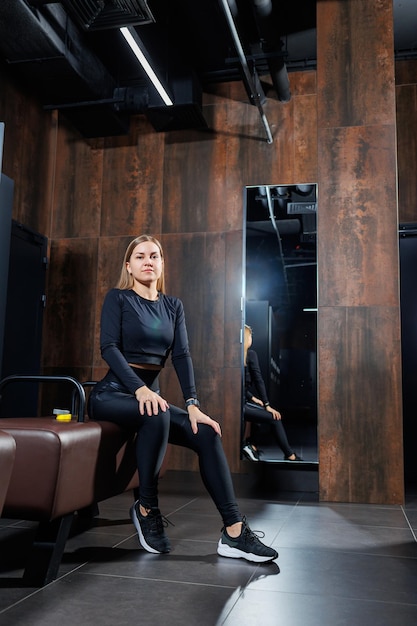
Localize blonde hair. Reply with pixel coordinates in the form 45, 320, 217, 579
243, 324, 252, 365
116, 234, 165, 293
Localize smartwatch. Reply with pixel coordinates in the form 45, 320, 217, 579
185, 398, 200, 409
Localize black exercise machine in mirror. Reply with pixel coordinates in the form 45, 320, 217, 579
242, 183, 318, 465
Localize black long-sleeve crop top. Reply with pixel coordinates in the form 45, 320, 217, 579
100, 288, 197, 399
245, 349, 269, 405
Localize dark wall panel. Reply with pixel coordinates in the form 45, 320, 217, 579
396, 77, 417, 223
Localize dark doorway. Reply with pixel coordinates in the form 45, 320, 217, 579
399, 223, 417, 486
0, 221, 48, 417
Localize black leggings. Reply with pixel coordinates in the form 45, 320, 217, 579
244, 402, 294, 457
88, 370, 241, 527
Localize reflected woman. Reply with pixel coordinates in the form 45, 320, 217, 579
243, 324, 302, 462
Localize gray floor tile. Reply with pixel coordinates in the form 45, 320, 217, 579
275, 516, 417, 557
0, 573, 237, 626
246, 546, 417, 604
287, 501, 410, 527
219, 588, 417, 626
0, 471, 416, 626
77, 535, 264, 588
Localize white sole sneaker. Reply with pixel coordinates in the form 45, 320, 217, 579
130, 502, 170, 554
217, 538, 277, 563
242, 445, 258, 462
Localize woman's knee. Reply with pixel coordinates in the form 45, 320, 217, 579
193, 424, 220, 449
142, 409, 170, 432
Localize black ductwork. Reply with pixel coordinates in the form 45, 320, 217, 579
0, 1, 116, 101
0, 0, 289, 139
251, 0, 291, 103
0, 0, 208, 137
59, 0, 155, 31
42, 73, 208, 137
0, 0, 125, 135
114, 73, 208, 133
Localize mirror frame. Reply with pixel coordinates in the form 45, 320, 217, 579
242, 183, 319, 466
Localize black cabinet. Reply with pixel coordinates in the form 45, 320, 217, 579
1, 221, 48, 416
399, 223, 417, 485
0, 174, 14, 379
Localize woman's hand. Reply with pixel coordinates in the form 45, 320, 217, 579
135, 386, 169, 416
251, 396, 264, 407
252, 395, 281, 419
187, 405, 222, 436
266, 405, 282, 420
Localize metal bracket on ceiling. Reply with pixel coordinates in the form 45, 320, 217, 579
219, 0, 273, 144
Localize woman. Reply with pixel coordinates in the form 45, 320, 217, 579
88, 235, 277, 563
243, 324, 302, 462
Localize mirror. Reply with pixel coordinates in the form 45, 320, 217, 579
242, 183, 318, 465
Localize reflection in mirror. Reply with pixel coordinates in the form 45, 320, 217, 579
243, 184, 318, 464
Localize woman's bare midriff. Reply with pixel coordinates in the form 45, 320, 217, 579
128, 363, 162, 371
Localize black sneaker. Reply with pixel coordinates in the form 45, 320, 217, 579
217, 517, 278, 563
130, 501, 171, 554
242, 443, 259, 461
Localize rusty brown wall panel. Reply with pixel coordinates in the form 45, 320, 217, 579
318, 306, 403, 503
162, 132, 229, 233
317, 0, 403, 503
159, 232, 239, 471
395, 60, 417, 85
222, 366, 242, 474
294, 94, 317, 183
162, 233, 226, 369
396, 84, 417, 223
228, 97, 296, 186
318, 124, 399, 308
162, 366, 241, 473
0, 67, 57, 237
53, 118, 103, 239
100, 116, 165, 237
291, 71, 316, 97
317, 0, 395, 128
207, 70, 317, 190
224, 229, 243, 370
159, 360, 199, 472
43, 238, 98, 369
92, 236, 135, 367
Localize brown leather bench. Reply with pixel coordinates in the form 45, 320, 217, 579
0, 375, 139, 586
0, 429, 16, 515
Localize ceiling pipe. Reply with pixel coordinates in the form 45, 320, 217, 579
251, 0, 291, 103
220, 0, 273, 143
226, 0, 238, 18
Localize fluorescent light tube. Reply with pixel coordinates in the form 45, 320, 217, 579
120, 26, 173, 106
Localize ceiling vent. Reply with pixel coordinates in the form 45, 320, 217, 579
60, 0, 155, 31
